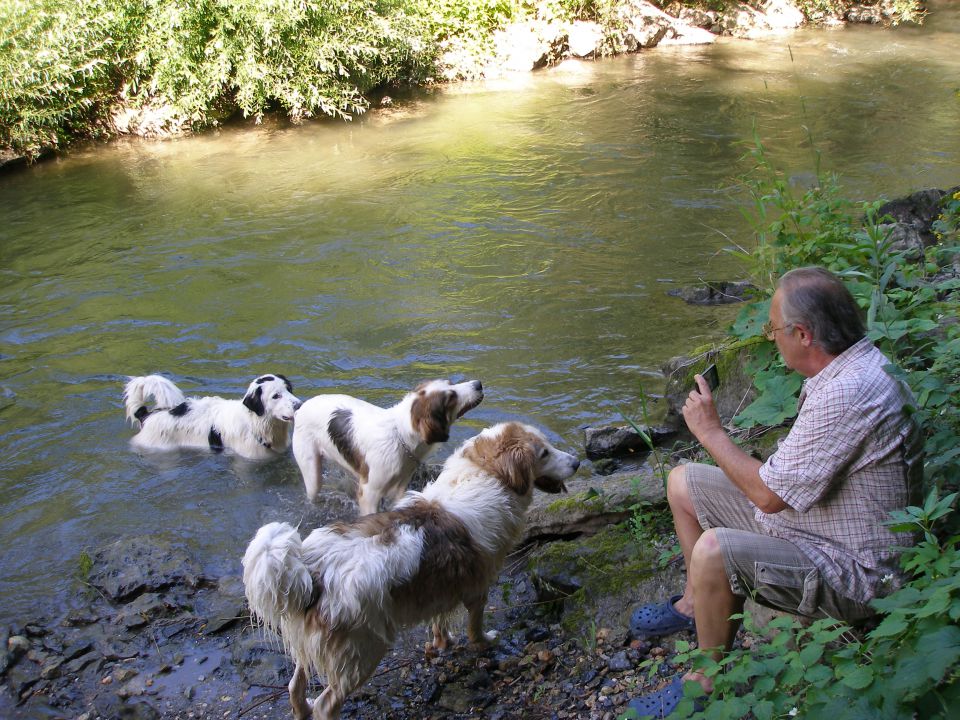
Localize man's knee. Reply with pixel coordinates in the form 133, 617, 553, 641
667, 465, 690, 509
692, 528, 722, 559
690, 529, 727, 580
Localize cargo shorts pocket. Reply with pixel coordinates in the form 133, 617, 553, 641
754, 561, 821, 617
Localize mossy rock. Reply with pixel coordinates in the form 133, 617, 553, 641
525, 468, 665, 540
524, 523, 686, 643
662, 340, 760, 428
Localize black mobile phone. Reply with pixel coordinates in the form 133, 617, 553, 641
701, 363, 720, 392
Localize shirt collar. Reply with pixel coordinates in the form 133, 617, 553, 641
797, 336, 872, 409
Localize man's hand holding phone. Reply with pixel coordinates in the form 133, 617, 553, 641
683, 363, 723, 442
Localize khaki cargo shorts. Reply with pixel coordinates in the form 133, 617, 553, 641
684, 463, 874, 623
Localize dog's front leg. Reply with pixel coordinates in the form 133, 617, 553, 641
312, 685, 344, 720
288, 662, 312, 720
430, 619, 452, 652
357, 471, 390, 515
465, 594, 498, 647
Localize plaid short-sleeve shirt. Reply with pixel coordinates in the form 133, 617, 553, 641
757, 338, 923, 604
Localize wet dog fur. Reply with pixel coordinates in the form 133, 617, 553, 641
123, 374, 301, 460
242, 422, 580, 720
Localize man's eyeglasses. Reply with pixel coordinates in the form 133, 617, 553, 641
762, 321, 794, 341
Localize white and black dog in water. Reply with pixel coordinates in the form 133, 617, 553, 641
291, 379, 484, 514
243, 422, 580, 720
123, 374, 301, 460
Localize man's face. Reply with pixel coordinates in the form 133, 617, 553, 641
769, 289, 803, 371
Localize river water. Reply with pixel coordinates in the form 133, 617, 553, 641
1, 7, 958, 623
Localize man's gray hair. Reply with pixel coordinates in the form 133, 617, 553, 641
778, 267, 866, 355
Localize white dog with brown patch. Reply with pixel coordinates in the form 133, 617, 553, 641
291, 379, 484, 513
243, 422, 580, 720
123, 374, 301, 460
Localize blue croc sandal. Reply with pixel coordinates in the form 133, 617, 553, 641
626, 676, 702, 719
629, 594, 695, 638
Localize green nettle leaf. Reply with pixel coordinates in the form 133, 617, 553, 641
799, 642, 825, 666
870, 614, 909, 638
752, 699, 775, 720
734, 370, 803, 427
912, 625, 960, 682
839, 665, 874, 690
804, 663, 834, 684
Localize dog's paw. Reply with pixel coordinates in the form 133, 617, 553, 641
426, 633, 451, 655
468, 629, 499, 650
292, 698, 313, 720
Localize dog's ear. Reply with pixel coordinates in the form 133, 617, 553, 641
412, 389, 453, 444
497, 432, 537, 495
465, 424, 537, 495
243, 385, 265, 416
275, 373, 293, 393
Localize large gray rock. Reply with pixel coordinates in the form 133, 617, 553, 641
526, 468, 665, 540
877, 187, 957, 244
89, 536, 201, 603
583, 424, 677, 459
666, 279, 756, 305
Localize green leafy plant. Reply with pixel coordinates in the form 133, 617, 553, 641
653, 491, 960, 719
628, 499, 680, 569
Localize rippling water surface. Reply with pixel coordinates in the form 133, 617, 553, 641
1, 6, 959, 621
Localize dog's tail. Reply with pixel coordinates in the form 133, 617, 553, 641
242, 522, 316, 633
123, 375, 186, 425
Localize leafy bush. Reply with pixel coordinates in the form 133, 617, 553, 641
126, 0, 440, 125
0, 0, 135, 156
728, 134, 960, 497
645, 491, 960, 719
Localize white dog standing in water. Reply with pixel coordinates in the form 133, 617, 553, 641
292, 379, 484, 514
123, 374, 301, 460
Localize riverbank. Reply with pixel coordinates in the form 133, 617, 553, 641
0, 0, 925, 170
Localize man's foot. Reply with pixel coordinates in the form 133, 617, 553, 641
629, 594, 695, 638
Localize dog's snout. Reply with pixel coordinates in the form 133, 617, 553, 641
473, 380, 483, 393
293, 400, 303, 412
571, 458, 581, 473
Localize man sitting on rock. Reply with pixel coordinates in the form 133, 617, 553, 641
626, 266, 923, 718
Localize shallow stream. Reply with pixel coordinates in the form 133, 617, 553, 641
1, 5, 959, 625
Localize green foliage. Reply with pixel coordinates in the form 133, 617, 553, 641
656, 493, 960, 719
126, 0, 439, 125
77, 550, 93, 578
0, 0, 136, 156
728, 134, 960, 496
628, 499, 681, 568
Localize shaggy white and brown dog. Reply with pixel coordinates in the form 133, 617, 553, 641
123, 374, 301, 460
291, 379, 484, 513
243, 421, 580, 720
